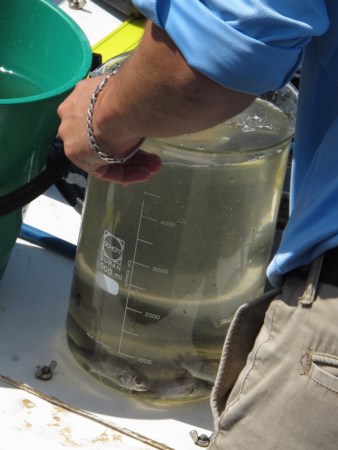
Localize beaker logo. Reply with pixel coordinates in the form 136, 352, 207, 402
101, 231, 125, 265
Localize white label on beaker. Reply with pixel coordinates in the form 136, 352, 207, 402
96, 230, 125, 286
101, 231, 125, 264
95, 271, 119, 295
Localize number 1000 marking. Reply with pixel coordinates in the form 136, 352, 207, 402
160, 220, 176, 228
152, 266, 168, 274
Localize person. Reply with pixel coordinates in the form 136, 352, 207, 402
58, 1, 338, 448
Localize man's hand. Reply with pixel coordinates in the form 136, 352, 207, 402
57, 21, 254, 185
57, 75, 161, 185
94, 149, 162, 185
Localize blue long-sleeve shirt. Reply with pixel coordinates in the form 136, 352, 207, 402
133, 0, 338, 287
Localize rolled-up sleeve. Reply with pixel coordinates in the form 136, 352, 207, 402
133, 0, 328, 94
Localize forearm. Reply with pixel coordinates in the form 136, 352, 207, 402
57, 20, 255, 184
93, 21, 255, 150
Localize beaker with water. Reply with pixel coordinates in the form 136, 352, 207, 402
66, 70, 297, 403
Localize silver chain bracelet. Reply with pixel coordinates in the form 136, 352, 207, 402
87, 70, 142, 164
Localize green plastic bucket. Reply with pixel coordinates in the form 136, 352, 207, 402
0, 0, 92, 278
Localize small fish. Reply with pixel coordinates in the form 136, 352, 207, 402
174, 352, 219, 383
97, 351, 149, 392
212, 316, 233, 328
147, 376, 211, 402
68, 338, 149, 392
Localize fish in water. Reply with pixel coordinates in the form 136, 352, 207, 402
68, 337, 150, 392
174, 352, 219, 384
97, 350, 150, 392
146, 375, 211, 403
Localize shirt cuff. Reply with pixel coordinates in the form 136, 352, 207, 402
133, 0, 323, 94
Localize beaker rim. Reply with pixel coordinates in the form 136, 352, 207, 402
152, 82, 297, 158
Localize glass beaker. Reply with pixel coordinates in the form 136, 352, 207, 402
66, 71, 297, 404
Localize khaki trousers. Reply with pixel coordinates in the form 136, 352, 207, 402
210, 256, 338, 449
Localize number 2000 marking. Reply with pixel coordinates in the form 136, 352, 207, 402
138, 357, 152, 364
145, 312, 161, 320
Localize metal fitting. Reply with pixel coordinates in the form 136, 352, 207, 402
35, 360, 57, 381
68, 0, 86, 9
190, 430, 211, 447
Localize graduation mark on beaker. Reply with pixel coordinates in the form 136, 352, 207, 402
118, 191, 165, 362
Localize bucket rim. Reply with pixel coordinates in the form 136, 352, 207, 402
0, 0, 92, 106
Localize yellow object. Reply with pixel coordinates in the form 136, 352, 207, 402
92, 17, 146, 62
